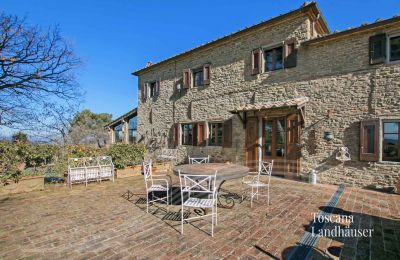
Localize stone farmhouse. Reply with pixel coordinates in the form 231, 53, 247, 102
132, 2, 400, 189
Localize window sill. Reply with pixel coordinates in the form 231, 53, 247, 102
376, 161, 400, 165
387, 59, 400, 65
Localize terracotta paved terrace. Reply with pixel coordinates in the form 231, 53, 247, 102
0, 174, 399, 259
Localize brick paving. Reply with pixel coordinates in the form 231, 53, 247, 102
0, 175, 399, 259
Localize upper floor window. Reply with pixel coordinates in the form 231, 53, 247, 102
389, 35, 400, 62
193, 68, 204, 87
264, 46, 283, 71
142, 81, 159, 101
383, 121, 399, 161
209, 122, 223, 146
149, 81, 157, 97
369, 33, 400, 64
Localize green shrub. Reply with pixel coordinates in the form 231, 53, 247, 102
66, 145, 103, 158
107, 143, 146, 169
0, 141, 26, 184
25, 144, 60, 167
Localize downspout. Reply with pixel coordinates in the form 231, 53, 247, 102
258, 114, 263, 172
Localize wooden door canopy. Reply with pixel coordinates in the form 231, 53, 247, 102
229, 97, 309, 127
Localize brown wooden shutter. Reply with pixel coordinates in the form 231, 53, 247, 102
251, 49, 261, 75
360, 119, 379, 161
143, 83, 148, 101
203, 64, 210, 85
183, 69, 190, 89
173, 123, 180, 147
369, 34, 386, 65
155, 80, 160, 96
223, 119, 233, 148
284, 39, 297, 68
197, 122, 206, 146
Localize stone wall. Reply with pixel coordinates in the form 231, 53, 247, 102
136, 13, 400, 189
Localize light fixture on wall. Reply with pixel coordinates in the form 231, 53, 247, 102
324, 131, 334, 141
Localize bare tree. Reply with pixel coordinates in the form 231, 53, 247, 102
0, 13, 82, 139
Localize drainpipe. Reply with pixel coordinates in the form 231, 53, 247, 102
258, 115, 262, 172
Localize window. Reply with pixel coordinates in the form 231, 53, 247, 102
209, 122, 223, 146
181, 124, 193, 145
382, 121, 400, 161
128, 117, 137, 143
276, 119, 285, 157
389, 35, 400, 62
114, 124, 123, 143
264, 121, 273, 156
369, 34, 386, 64
149, 82, 156, 97
264, 46, 283, 71
193, 68, 203, 87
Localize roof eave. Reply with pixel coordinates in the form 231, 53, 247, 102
132, 2, 326, 76
303, 16, 400, 46
104, 108, 138, 128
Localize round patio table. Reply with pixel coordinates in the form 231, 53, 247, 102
173, 163, 249, 208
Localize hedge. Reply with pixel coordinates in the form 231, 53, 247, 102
0, 141, 147, 183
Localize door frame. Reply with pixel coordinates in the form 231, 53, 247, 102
245, 112, 302, 176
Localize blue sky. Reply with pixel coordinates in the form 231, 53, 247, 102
1, 0, 399, 120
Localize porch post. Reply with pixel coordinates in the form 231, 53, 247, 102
257, 116, 262, 172
123, 120, 129, 144
108, 127, 115, 144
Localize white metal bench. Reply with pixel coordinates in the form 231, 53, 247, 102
68, 156, 114, 188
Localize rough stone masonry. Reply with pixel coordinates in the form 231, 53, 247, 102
134, 3, 400, 189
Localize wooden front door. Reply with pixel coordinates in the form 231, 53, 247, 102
245, 117, 258, 171
262, 115, 301, 177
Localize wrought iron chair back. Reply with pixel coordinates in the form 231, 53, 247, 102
258, 160, 274, 184
179, 170, 218, 236
188, 155, 210, 164
179, 173, 217, 195
142, 159, 153, 186
142, 159, 169, 213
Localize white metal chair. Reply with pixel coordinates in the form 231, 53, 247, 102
188, 155, 210, 164
179, 170, 218, 237
241, 160, 274, 207
143, 160, 169, 213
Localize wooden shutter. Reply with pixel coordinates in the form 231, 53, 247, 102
284, 39, 297, 68
369, 34, 386, 65
360, 119, 379, 161
251, 49, 262, 75
183, 69, 190, 89
155, 80, 160, 96
143, 83, 148, 101
223, 119, 233, 148
173, 123, 180, 147
203, 64, 210, 85
197, 122, 206, 146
